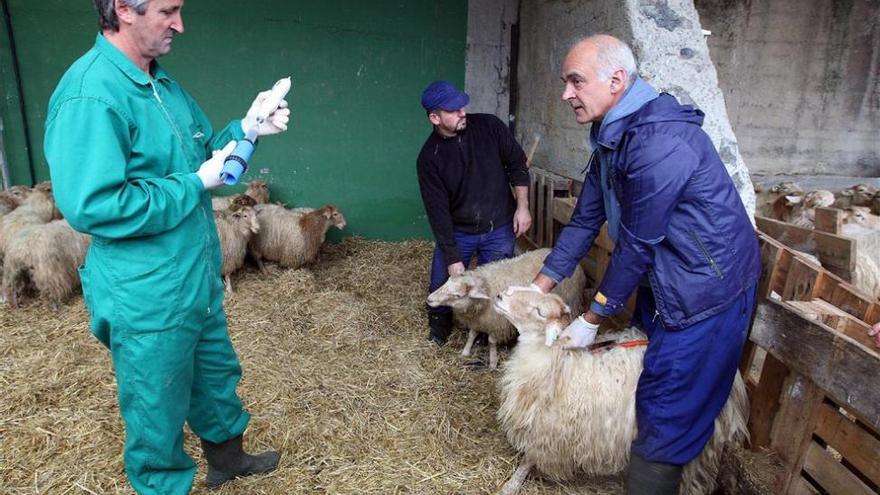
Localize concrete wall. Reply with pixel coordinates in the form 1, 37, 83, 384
516, 0, 756, 215
696, 0, 880, 177
464, 0, 519, 121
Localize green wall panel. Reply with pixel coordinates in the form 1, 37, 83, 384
1, 0, 467, 240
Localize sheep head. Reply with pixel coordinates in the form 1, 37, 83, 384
844, 183, 879, 206
426, 273, 492, 310
245, 180, 270, 204
231, 206, 260, 235
493, 287, 572, 347
770, 181, 802, 194
803, 190, 835, 209
229, 194, 257, 212
318, 205, 347, 230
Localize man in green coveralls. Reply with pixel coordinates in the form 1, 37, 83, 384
43, 1, 290, 493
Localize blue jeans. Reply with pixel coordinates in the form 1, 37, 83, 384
428, 223, 516, 316
630, 284, 757, 464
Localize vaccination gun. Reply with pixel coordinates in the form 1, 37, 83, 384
219, 77, 292, 185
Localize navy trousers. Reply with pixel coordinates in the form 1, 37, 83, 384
428, 223, 516, 316
631, 284, 756, 464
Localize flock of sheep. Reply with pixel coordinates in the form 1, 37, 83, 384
5, 177, 878, 492
0, 179, 346, 307
755, 181, 880, 299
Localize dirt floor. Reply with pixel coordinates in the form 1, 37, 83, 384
0, 237, 625, 495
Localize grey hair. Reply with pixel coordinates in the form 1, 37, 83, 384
94, 0, 150, 32
582, 35, 639, 88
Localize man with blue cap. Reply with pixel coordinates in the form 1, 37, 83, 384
417, 80, 532, 346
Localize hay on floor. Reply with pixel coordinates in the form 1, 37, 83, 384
1, 237, 628, 494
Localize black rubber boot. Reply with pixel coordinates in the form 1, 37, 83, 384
201, 434, 280, 489
626, 453, 683, 495
427, 311, 453, 346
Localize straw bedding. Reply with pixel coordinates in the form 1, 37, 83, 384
0, 237, 624, 494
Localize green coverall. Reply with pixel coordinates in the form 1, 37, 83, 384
44, 34, 250, 494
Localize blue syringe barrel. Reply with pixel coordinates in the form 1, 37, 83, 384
219, 138, 256, 185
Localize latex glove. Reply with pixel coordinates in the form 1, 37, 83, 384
241, 91, 291, 136
196, 141, 237, 190
560, 315, 599, 349
513, 207, 532, 237
448, 262, 466, 277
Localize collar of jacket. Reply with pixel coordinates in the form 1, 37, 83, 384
590, 76, 659, 151
94, 33, 171, 86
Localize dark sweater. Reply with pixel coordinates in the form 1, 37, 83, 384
416, 113, 530, 265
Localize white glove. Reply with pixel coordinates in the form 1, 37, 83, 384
560, 315, 599, 349
196, 141, 237, 190
241, 91, 291, 136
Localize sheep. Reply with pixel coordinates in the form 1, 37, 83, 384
211, 180, 271, 211
213, 206, 260, 293
842, 206, 880, 230
0, 183, 59, 263
248, 204, 346, 274
2, 219, 90, 309
426, 248, 586, 369
244, 179, 270, 204
756, 181, 802, 216
0, 185, 33, 216
767, 192, 803, 223
786, 189, 835, 228
872, 191, 880, 216
836, 183, 878, 209
493, 288, 748, 495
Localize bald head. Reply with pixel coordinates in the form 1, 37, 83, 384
560, 34, 637, 124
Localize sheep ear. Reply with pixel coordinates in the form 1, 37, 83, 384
785, 195, 802, 205
468, 283, 492, 300
544, 319, 564, 347
531, 305, 548, 321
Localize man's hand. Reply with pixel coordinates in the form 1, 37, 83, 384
532, 273, 557, 294
448, 262, 466, 277
196, 141, 237, 190
242, 91, 291, 136
560, 314, 599, 349
870, 322, 880, 348
513, 207, 532, 237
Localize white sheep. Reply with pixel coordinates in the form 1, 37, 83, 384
756, 181, 802, 216
213, 206, 260, 293
836, 183, 878, 209
2, 219, 90, 309
0, 183, 59, 263
211, 180, 271, 211
786, 189, 835, 228
0, 185, 33, 217
426, 248, 586, 369
248, 204, 346, 274
493, 288, 748, 495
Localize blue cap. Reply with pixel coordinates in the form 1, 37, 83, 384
421, 80, 470, 112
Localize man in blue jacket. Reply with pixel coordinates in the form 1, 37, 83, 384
530, 35, 761, 493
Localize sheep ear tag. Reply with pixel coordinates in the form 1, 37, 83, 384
544, 320, 562, 347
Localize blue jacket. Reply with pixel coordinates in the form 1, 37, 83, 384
543, 90, 761, 330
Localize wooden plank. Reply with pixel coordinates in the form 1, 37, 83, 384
756, 216, 856, 276
751, 299, 880, 431
814, 401, 880, 485
829, 284, 872, 320
758, 237, 784, 299
802, 441, 874, 495
789, 477, 821, 495
536, 174, 546, 247
781, 257, 824, 302
866, 304, 880, 326
814, 207, 842, 235
769, 373, 824, 493
749, 352, 789, 449
552, 196, 576, 225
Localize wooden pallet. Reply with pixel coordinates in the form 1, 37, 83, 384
547, 189, 880, 494
523, 167, 571, 250
744, 232, 880, 494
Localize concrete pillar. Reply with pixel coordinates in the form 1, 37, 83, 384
515, 0, 756, 217
465, 0, 519, 121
